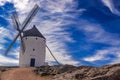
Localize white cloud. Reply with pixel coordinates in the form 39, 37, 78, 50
83, 49, 110, 62
0, 26, 14, 49
102, 0, 120, 16
0, 54, 18, 66
0, 26, 19, 66
83, 47, 120, 64
78, 20, 120, 64
109, 48, 120, 64
0, 0, 35, 13
79, 20, 120, 46
39, 0, 74, 13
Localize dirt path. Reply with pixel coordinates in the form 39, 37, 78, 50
0, 68, 46, 80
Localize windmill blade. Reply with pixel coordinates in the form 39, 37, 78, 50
5, 34, 20, 55
5, 30, 25, 55
21, 4, 40, 31
11, 15, 18, 30
11, 13, 20, 31
5, 4, 40, 55
5, 14, 21, 55
12, 13, 26, 53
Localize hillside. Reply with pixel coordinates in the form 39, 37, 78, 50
0, 63, 120, 80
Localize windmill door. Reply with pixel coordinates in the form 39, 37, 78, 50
30, 58, 35, 67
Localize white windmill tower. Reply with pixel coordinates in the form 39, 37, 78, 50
21, 25, 46, 67
5, 4, 60, 67
19, 25, 46, 67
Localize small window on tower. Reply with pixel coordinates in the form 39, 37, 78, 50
33, 49, 35, 51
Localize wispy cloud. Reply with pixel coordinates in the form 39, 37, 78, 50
79, 20, 120, 46
0, 54, 18, 66
0, 26, 14, 48
83, 47, 120, 63
101, 0, 120, 16
83, 49, 111, 62
0, 45, 19, 66
0, 26, 19, 66
78, 20, 120, 64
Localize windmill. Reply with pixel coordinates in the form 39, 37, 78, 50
5, 4, 60, 67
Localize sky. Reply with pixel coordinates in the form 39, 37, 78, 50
0, 0, 120, 66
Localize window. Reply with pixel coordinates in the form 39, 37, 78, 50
33, 48, 35, 51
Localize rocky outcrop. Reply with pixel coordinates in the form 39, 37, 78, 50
34, 65, 77, 76
34, 64, 120, 80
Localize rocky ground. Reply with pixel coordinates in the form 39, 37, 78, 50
0, 63, 120, 80
34, 64, 120, 80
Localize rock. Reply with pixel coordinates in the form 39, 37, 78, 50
75, 73, 85, 79
34, 63, 120, 80
34, 64, 77, 76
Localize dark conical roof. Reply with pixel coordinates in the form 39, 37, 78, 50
23, 25, 45, 39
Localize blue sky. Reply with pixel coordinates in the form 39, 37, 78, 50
0, 0, 120, 66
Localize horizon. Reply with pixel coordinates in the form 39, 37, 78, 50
0, 0, 120, 66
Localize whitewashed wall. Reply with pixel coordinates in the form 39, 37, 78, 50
19, 36, 46, 67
